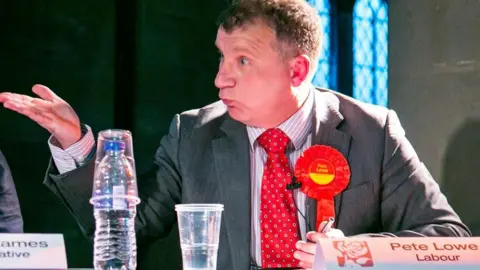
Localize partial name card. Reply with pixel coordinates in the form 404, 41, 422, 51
313, 237, 480, 270
0, 233, 67, 269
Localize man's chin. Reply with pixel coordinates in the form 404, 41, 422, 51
226, 108, 247, 123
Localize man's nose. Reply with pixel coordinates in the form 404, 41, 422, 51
215, 62, 235, 89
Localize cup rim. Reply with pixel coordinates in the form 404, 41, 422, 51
89, 195, 141, 205
98, 129, 132, 140
99, 129, 132, 134
175, 203, 224, 211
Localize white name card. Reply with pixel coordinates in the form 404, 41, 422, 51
0, 233, 67, 270
313, 237, 480, 270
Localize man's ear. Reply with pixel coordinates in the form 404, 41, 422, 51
290, 54, 311, 87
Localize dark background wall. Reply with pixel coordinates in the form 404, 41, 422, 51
0, 0, 227, 268
0, 0, 479, 269
389, 0, 480, 236
0, 0, 117, 267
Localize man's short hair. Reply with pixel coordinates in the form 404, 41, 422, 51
217, 0, 322, 63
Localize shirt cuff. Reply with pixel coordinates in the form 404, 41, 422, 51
48, 125, 95, 175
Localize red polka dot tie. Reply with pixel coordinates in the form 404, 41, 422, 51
258, 128, 300, 268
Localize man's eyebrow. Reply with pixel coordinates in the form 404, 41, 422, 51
214, 40, 263, 56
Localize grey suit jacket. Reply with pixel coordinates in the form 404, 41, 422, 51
0, 150, 23, 233
44, 89, 471, 270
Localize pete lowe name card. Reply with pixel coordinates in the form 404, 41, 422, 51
0, 233, 67, 270
313, 237, 480, 270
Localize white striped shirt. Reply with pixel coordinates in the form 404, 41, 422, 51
48, 125, 95, 174
247, 90, 314, 266
49, 90, 314, 267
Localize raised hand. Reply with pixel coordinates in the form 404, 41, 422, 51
0, 84, 81, 149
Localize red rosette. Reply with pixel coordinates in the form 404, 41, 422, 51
294, 145, 351, 228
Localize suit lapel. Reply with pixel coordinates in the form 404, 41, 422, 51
306, 89, 352, 230
212, 114, 251, 270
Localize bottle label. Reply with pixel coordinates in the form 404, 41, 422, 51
112, 185, 127, 210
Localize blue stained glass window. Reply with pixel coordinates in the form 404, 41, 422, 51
353, 0, 388, 107
307, 0, 335, 90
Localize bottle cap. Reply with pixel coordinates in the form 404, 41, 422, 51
104, 141, 126, 151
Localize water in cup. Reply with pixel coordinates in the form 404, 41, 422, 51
181, 243, 218, 270
175, 204, 224, 270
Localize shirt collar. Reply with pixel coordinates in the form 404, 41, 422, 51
246, 89, 314, 150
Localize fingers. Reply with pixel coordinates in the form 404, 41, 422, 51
306, 229, 344, 242
1, 92, 42, 105
2, 92, 52, 110
30, 98, 53, 108
0, 84, 58, 104
2, 93, 33, 111
32, 84, 59, 102
3, 93, 56, 128
296, 228, 346, 269
3, 101, 55, 128
294, 234, 329, 269
294, 242, 316, 268
325, 229, 345, 238
294, 250, 314, 269
299, 262, 313, 269
317, 220, 328, 231
23, 109, 55, 128
3, 98, 52, 118
0, 85, 68, 136
296, 240, 317, 254
0, 92, 14, 103
306, 231, 326, 242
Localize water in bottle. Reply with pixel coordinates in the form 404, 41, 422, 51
91, 140, 140, 270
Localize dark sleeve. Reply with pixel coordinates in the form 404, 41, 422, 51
376, 110, 471, 237
0, 150, 23, 233
43, 115, 183, 243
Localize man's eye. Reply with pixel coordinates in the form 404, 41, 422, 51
240, 57, 249, 66
218, 53, 224, 62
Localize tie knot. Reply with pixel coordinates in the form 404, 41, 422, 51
258, 128, 290, 154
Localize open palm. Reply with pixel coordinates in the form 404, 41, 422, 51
0, 84, 81, 149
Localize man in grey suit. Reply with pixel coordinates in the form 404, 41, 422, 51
0, 150, 23, 233
0, 0, 470, 269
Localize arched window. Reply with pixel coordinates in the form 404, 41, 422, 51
307, 0, 335, 90
353, 0, 388, 106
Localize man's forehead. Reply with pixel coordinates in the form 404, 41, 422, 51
215, 23, 277, 48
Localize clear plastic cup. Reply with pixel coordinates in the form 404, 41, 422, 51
90, 129, 140, 207
175, 204, 224, 270
94, 129, 136, 176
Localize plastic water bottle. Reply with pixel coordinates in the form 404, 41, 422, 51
91, 140, 140, 270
